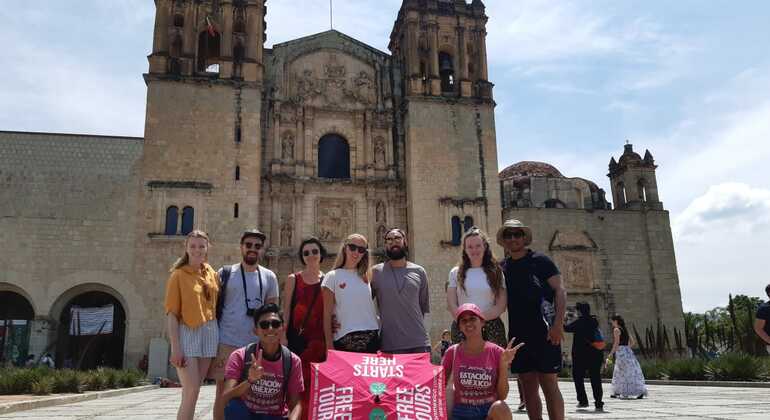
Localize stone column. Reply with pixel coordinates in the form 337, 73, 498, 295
152, 0, 170, 54
220, 2, 234, 78
182, 3, 196, 56
478, 28, 489, 81
27, 317, 54, 361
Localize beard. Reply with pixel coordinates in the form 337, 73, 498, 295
242, 252, 259, 265
386, 245, 407, 260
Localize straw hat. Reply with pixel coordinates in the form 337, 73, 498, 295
496, 219, 533, 246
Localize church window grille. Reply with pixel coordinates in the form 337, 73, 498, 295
165, 206, 179, 235
451, 216, 462, 246
234, 203, 239, 218
318, 134, 350, 179
235, 165, 240, 181
181, 207, 194, 235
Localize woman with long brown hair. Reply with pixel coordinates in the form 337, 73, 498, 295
321, 233, 380, 353
164, 230, 220, 420
446, 227, 508, 347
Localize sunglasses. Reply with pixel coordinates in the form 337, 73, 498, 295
502, 230, 527, 240
302, 248, 320, 257
258, 319, 283, 329
346, 243, 368, 254
243, 242, 263, 250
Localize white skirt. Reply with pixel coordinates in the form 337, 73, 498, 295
179, 319, 218, 358
611, 346, 648, 398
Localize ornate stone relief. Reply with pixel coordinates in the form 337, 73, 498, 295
316, 198, 354, 241
376, 225, 387, 248
280, 217, 293, 247
549, 230, 598, 291
281, 132, 294, 161
374, 137, 386, 168
293, 54, 376, 107
375, 200, 386, 223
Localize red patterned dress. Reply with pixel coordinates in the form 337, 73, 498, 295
289, 272, 326, 419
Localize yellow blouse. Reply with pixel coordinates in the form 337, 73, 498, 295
164, 263, 219, 329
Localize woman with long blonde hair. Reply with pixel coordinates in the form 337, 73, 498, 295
446, 227, 508, 347
164, 230, 220, 420
321, 233, 380, 353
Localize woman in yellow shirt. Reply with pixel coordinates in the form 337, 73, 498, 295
164, 230, 219, 420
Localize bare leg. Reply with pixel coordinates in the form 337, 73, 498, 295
487, 400, 513, 420
539, 372, 565, 420
517, 377, 526, 410
519, 372, 542, 420
176, 358, 202, 420
213, 380, 226, 420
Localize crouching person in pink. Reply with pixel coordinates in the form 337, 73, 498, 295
444, 303, 525, 420
220, 303, 303, 420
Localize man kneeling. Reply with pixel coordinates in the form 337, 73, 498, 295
220, 303, 303, 420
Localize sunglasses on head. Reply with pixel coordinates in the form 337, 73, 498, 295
346, 243, 368, 254
502, 230, 527, 240
384, 235, 404, 242
302, 248, 320, 257
243, 242, 263, 250
258, 319, 283, 329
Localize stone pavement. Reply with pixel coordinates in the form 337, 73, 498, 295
2, 382, 768, 419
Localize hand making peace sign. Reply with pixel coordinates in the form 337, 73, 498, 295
500, 337, 525, 369
248, 348, 265, 384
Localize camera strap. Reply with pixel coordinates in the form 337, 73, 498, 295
240, 263, 264, 311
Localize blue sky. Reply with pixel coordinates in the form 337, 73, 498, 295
2, 1, 769, 312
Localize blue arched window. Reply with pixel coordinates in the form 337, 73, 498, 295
464, 216, 474, 232
181, 207, 194, 235
451, 216, 462, 246
164, 206, 179, 235
318, 134, 350, 179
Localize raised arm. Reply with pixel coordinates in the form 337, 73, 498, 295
322, 286, 336, 350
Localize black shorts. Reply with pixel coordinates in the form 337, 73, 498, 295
509, 334, 562, 374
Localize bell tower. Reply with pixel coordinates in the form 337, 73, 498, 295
608, 143, 663, 210
389, 0, 502, 338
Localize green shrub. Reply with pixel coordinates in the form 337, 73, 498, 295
101, 368, 119, 389
51, 369, 84, 394
661, 358, 707, 380
30, 376, 54, 395
705, 352, 765, 381
0, 367, 47, 395
83, 370, 107, 391
639, 359, 665, 380
117, 369, 142, 388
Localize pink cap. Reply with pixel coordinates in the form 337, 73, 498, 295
455, 303, 485, 321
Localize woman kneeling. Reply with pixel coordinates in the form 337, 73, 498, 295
443, 303, 524, 420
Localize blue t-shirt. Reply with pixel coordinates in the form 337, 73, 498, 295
502, 250, 560, 340
756, 302, 770, 336
218, 264, 279, 347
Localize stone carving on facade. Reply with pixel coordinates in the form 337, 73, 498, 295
293, 57, 376, 107
324, 54, 346, 78
376, 224, 387, 248
374, 137, 386, 168
280, 217, 293, 247
281, 132, 294, 161
553, 252, 595, 290
345, 71, 375, 105
375, 201, 386, 223
316, 199, 354, 241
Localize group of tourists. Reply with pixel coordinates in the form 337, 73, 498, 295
164, 220, 648, 420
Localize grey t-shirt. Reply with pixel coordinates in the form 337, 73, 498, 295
217, 264, 279, 347
371, 261, 430, 351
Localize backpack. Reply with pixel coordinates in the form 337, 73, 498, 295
240, 343, 293, 400
590, 326, 606, 350
215, 265, 233, 322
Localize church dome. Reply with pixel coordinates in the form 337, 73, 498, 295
499, 161, 564, 180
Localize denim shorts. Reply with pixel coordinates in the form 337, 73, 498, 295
451, 403, 492, 420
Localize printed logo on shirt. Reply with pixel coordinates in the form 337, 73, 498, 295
339, 282, 347, 289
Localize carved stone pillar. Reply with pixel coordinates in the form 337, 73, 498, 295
152, 0, 170, 54
182, 3, 195, 56
220, 2, 234, 78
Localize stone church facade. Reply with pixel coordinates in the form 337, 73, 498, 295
0, 0, 683, 370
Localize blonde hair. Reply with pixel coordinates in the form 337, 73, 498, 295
333, 233, 370, 282
457, 228, 504, 300
170, 230, 210, 272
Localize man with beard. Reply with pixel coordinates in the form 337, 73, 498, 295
371, 228, 431, 354
211, 228, 279, 420
497, 219, 565, 420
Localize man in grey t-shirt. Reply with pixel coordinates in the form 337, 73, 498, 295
209, 228, 279, 420
371, 228, 431, 354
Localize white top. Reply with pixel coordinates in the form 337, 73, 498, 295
448, 266, 505, 315
322, 268, 380, 341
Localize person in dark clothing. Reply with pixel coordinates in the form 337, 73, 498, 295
564, 302, 604, 412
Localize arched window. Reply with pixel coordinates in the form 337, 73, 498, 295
173, 14, 184, 27
197, 31, 221, 73
181, 207, 194, 235
637, 179, 648, 202
544, 199, 566, 209
451, 216, 462, 246
617, 182, 627, 206
235, 165, 240, 181
233, 8, 246, 33
439, 51, 455, 93
464, 216, 474, 232
318, 134, 350, 179
234, 203, 239, 218
164, 206, 179, 235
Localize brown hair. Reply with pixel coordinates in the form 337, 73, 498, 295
333, 233, 370, 282
457, 228, 504, 300
170, 230, 214, 299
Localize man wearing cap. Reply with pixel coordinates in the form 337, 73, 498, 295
497, 219, 566, 420
371, 228, 431, 354
210, 228, 280, 420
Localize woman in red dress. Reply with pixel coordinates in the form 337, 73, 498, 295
281, 237, 327, 420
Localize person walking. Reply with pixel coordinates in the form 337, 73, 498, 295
564, 302, 604, 411
497, 219, 566, 420
322, 234, 379, 353
281, 237, 327, 420
607, 314, 647, 399
446, 228, 507, 348
753, 284, 770, 354
371, 228, 431, 354
443, 303, 524, 420
211, 229, 280, 420
164, 230, 220, 420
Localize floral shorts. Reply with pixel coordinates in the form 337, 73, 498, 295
334, 330, 380, 353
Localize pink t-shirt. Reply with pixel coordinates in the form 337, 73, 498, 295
442, 342, 503, 406
225, 346, 304, 416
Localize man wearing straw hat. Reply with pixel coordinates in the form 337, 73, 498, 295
497, 219, 566, 420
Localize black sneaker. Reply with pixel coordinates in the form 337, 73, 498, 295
636, 394, 645, 399
610, 394, 619, 399
595, 402, 605, 412
577, 402, 589, 408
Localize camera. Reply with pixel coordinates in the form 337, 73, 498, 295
246, 308, 255, 317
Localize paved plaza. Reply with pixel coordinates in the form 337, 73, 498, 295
2, 382, 768, 419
